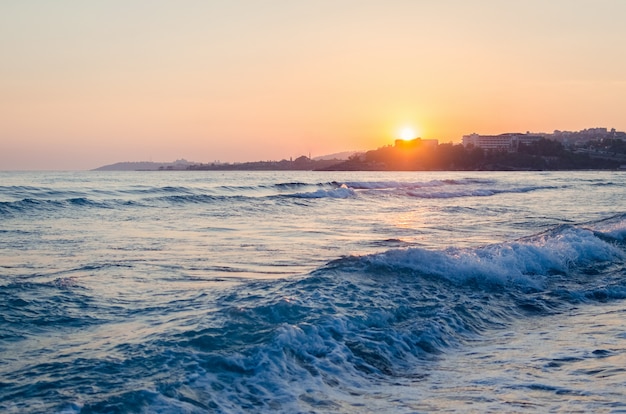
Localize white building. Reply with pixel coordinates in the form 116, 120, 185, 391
462, 133, 544, 152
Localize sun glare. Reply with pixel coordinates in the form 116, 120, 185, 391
399, 127, 417, 141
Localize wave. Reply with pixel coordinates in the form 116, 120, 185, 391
327, 179, 558, 199
336, 178, 493, 190
148, 194, 225, 205
0, 182, 342, 216
352, 221, 624, 288
0, 185, 87, 200
0, 178, 564, 217
405, 185, 557, 199
0, 278, 102, 344
0, 197, 112, 216
286, 186, 355, 199
3, 216, 625, 412
273, 181, 321, 190
279, 179, 521, 199
117, 218, 624, 411
589, 214, 626, 242
115, 185, 196, 196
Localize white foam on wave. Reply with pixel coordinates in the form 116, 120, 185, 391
336, 179, 554, 200
181, 311, 433, 412
172, 318, 354, 412
291, 187, 355, 199
365, 226, 625, 288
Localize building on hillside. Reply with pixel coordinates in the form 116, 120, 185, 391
551, 127, 626, 147
462, 133, 544, 152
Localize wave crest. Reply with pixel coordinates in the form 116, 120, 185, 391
329, 220, 625, 291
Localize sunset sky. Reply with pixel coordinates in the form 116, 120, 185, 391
2, 1, 626, 170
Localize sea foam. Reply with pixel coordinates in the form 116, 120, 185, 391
360, 224, 625, 288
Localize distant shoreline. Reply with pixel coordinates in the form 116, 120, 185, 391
94, 152, 626, 172
94, 129, 626, 172
94, 164, 626, 172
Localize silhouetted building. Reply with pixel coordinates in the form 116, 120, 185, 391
394, 138, 438, 149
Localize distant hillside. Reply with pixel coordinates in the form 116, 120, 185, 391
313, 151, 362, 161
92, 152, 359, 171
188, 156, 343, 171
92, 160, 193, 171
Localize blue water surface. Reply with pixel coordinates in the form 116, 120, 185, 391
1, 171, 625, 413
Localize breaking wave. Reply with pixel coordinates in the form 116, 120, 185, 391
4, 216, 623, 412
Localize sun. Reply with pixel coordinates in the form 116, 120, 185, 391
398, 126, 418, 141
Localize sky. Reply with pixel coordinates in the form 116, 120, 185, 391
1, 0, 626, 170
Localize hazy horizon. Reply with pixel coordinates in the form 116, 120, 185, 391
2, 1, 626, 170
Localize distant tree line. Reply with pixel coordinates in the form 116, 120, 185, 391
586, 138, 626, 155
188, 155, 342, 171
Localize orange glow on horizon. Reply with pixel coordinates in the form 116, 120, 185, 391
2, 2, 626, 170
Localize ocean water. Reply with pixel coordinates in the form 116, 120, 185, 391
1, 170, 625, 413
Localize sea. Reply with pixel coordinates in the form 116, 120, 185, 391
1, 170, 625, 413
